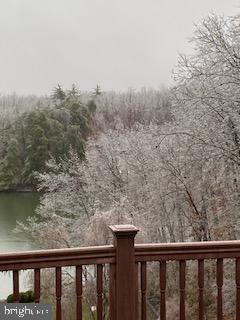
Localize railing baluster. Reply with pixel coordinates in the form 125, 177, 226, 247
135, 262, 140, 320
160, 261, 166, 320
56, 267, 62, 320
97, 264, 103, 320
217, 259, 223, 320
109, 263, 116, 320
141, 261, 147, 320
76, 266, 82, 320
236, 259, 240, 319
198, 260, 204, 320
34, 268, 40, 303
179, 260, 186, 320
13, 270, 19, 303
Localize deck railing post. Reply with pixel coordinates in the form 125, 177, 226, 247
109, 224, 139, 320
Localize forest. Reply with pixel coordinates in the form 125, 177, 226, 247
1, 12, 240, 319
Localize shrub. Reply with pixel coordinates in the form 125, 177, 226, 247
7, 290, 35, 303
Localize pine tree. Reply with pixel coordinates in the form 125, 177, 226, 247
51, 84, 66, 101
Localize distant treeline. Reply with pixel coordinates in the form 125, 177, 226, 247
0, 85, 171, 191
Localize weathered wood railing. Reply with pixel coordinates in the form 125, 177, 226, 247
1, 225, 240, 319
135, 240, 240, 320
0, 245, 116, 319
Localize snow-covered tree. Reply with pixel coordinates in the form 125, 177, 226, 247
15, 12, 240, 319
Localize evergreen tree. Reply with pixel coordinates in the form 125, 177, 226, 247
92, 84, 101, 96
0, 86, 96, 190
51, 84, 66, 101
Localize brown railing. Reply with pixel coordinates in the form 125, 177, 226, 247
0, 245, 116, 319
135, 241, 240, 320
0, 225, 240, 319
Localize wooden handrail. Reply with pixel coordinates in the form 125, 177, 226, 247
0, 245, 115, 271
135, 240, 240, 261
2, 226, 240, 319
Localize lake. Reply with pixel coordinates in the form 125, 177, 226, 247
0, 192, 40, 299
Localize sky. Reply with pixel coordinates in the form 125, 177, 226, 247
0, 0, 238, 95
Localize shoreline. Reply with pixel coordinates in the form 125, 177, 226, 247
0, 186, 38, 193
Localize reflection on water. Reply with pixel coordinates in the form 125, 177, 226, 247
0, 192, 40, 299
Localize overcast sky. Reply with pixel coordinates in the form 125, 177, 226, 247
0, 0, 238, 95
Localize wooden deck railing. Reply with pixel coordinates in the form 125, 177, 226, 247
0, 245, 116, 319
135, 241, 240, 320
0, 225, 240, 319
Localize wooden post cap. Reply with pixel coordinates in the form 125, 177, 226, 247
109, 224, 139, 237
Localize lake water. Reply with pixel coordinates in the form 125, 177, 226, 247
0, 192, 40, 299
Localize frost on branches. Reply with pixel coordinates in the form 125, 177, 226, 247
15, 12, 240, 319
17, 13, 240, 248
